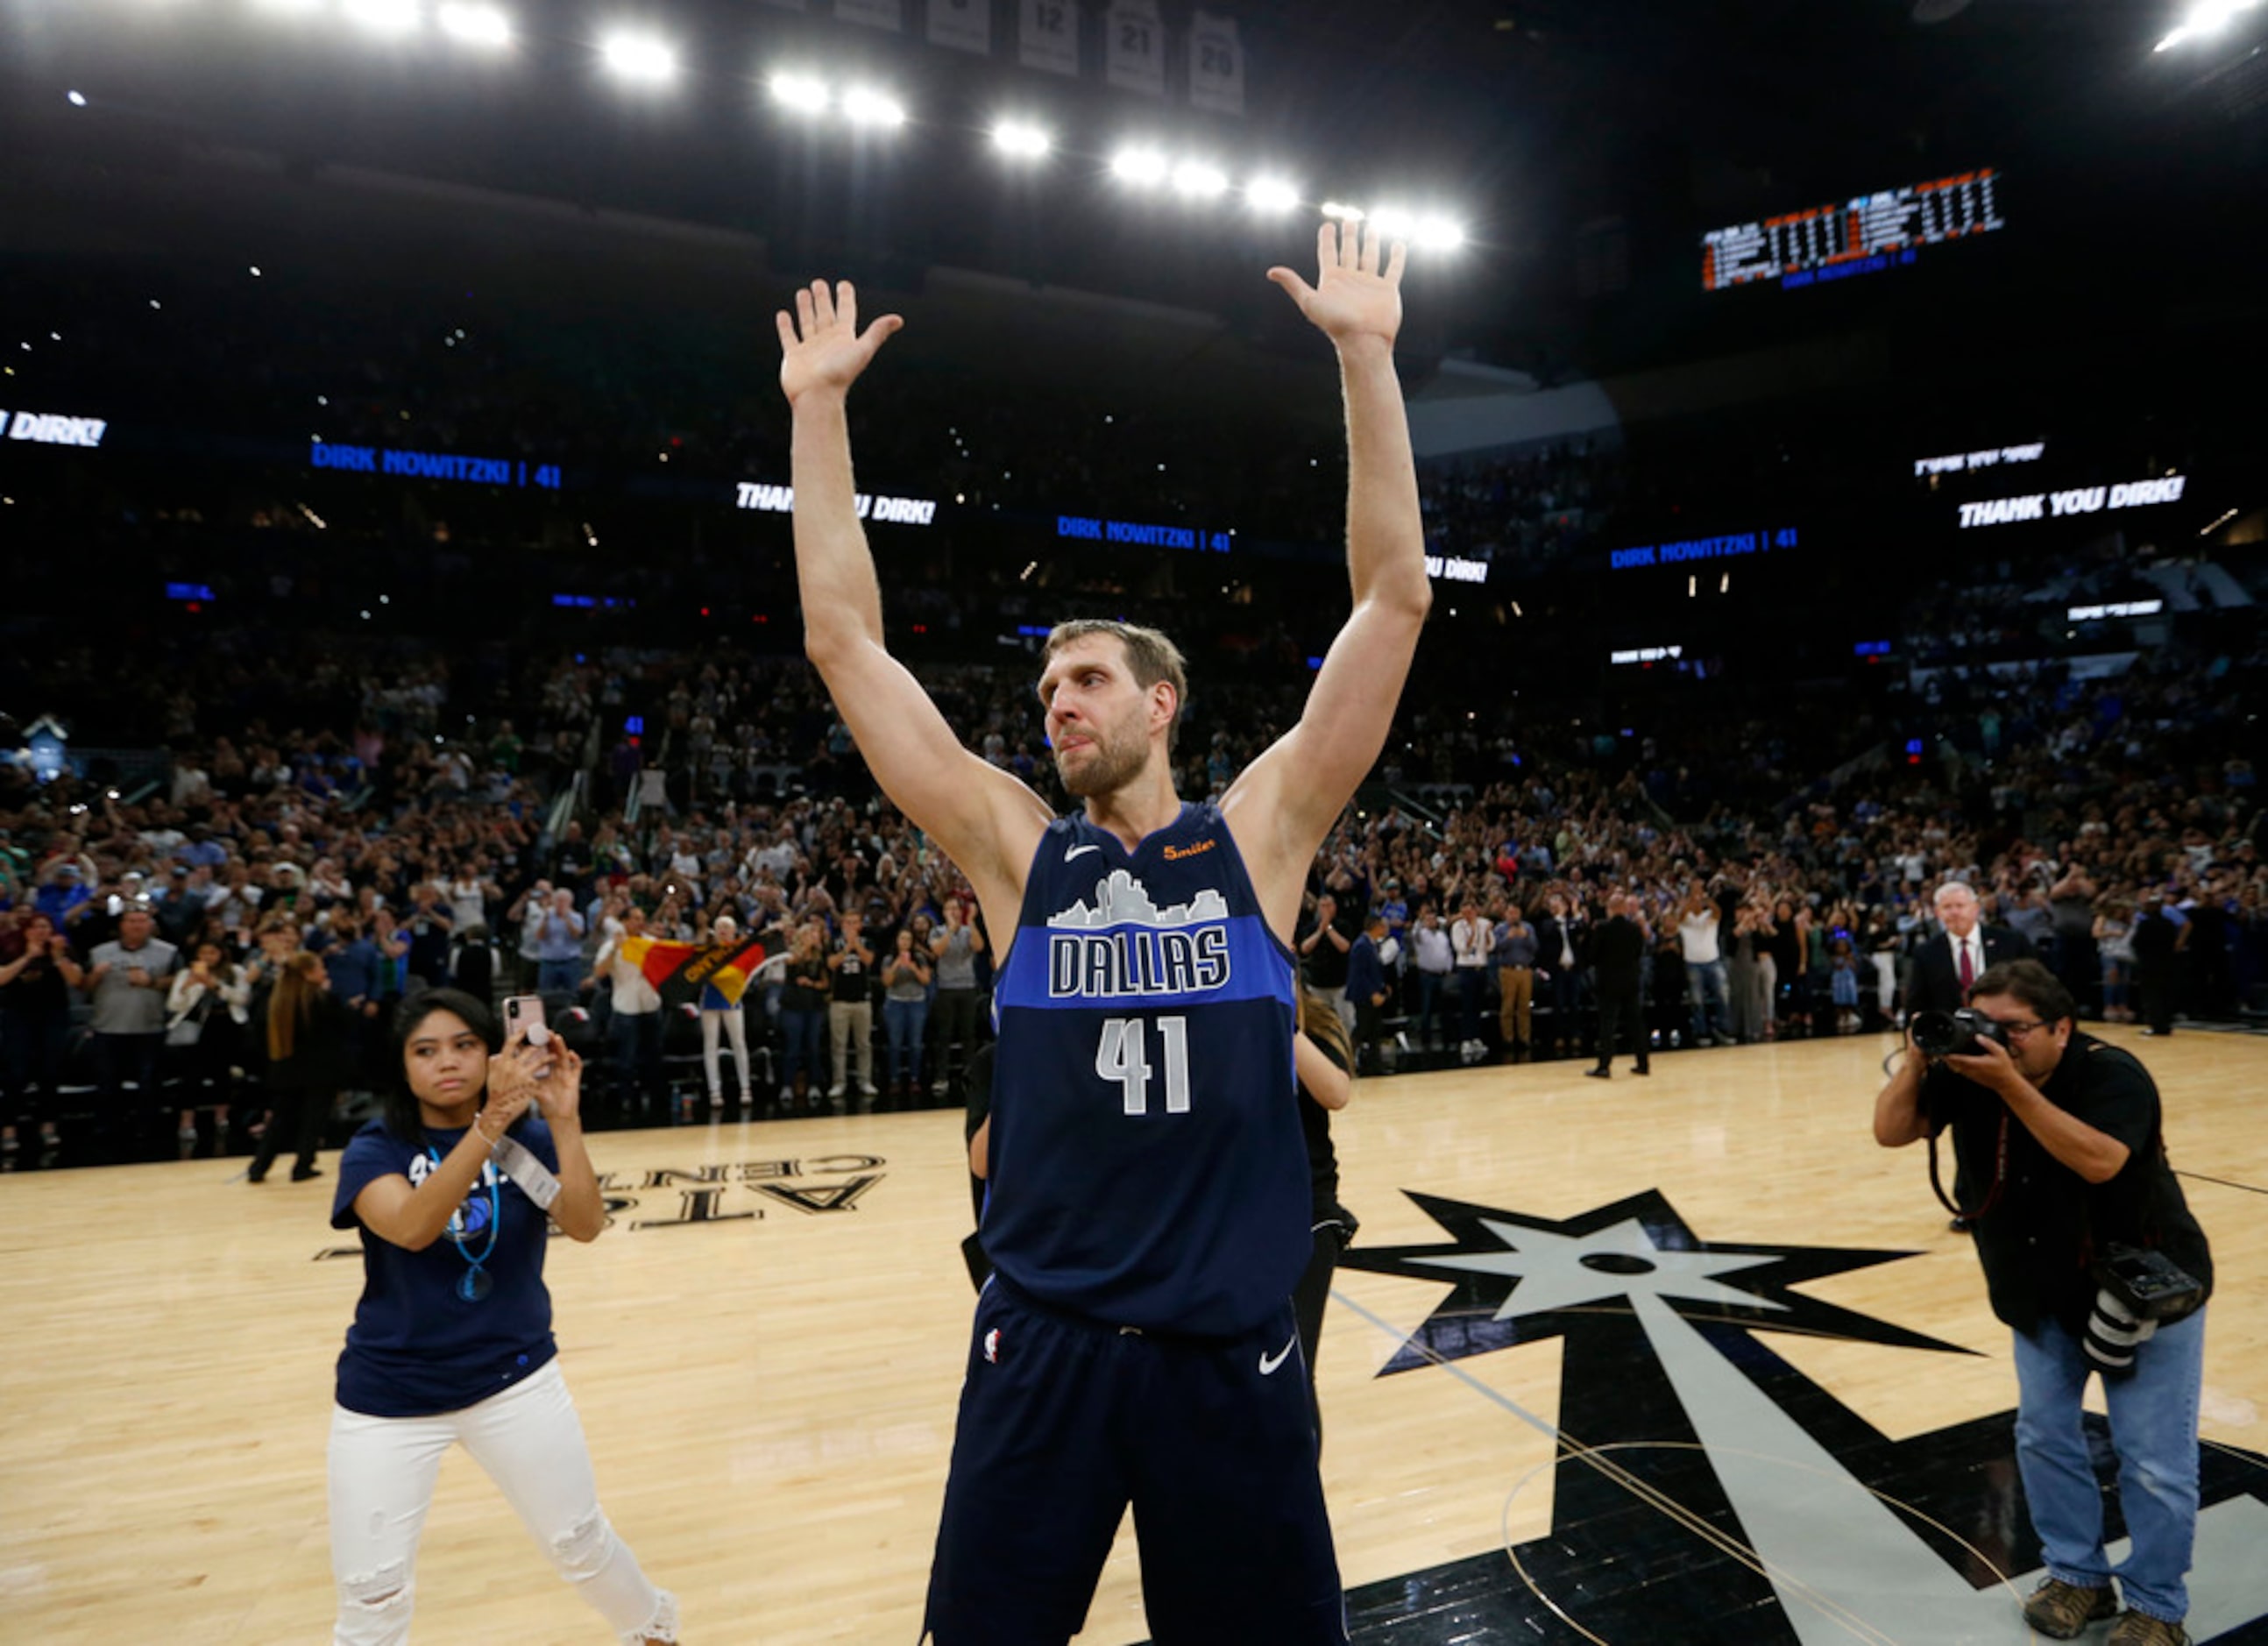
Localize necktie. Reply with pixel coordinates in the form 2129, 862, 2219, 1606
1958, 939, 1975, 990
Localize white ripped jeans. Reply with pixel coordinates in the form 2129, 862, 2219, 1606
327, 1359, 677, 1644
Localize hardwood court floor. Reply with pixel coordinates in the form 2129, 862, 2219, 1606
2, 1025, 2263, 1644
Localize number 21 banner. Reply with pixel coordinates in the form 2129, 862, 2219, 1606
1106, 0, 1166, 98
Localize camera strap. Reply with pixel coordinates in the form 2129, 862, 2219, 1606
1927, 1110, 2009, 1221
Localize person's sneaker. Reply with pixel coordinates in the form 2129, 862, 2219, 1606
1584, 1067, 1612, 1080
1633, 1064, 1651, 1076
2108, 1611, 2189, 1646
2023, 1579, 2119, 1640
709, 1091, 724, 1110
826, 1083, 846, 1098
1713, 1032, 1738, 1046
290, 1165, 324, 1182
860, 1081, 879, 1096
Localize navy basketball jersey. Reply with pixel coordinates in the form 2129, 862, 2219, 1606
984, 802, 1307, 1336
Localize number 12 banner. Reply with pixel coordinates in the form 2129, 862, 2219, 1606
1020, 0, 1079, 76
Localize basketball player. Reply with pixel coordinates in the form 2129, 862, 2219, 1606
776, 221, 1427, 1644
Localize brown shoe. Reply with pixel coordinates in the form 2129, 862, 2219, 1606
2023, 1579, 2118, 1640
2108, 1613, 2190, 1646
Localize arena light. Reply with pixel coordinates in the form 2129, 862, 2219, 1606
2158, 0, 2261, 48
1109, 146, 1170, 187
1414, 216, 1467, 251
343, 0, 423, 36
1364, 204, 1419, 240
840, 86, 907, 129
1244, 175, 1301, 214
600, 30, 677, 84
1319, 200, 1365, 223
252, 0, 325, 11
768, 72, 830, 115
1172, 160, 1230, 200
990, 120, 1052, 160
436, 3, 511, 46
67, 89, 88, 106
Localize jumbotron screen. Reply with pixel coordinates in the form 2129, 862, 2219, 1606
1702, 167, 2004, 293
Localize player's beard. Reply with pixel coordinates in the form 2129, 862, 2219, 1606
1054, 718, 1150, 798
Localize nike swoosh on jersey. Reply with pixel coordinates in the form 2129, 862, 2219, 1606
1258, 1331, 1298, 1376
1065, 844, 1101, 861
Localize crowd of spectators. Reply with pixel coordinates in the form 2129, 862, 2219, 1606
3, 564, 2260, 1169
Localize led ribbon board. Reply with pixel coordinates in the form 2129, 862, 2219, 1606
1703, 168, 2004, 293
4, 409, 108, 447
309, 441, 560, 489
738, 482, 937, 525
1958, 475, 2186, 529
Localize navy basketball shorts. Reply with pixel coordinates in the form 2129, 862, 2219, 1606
923, 1273, 1347, 1646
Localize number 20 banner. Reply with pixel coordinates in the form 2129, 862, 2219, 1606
1188, 9, 1245, 116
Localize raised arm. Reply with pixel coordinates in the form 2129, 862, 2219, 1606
778, 280, 1050, 927
1224, 223, 1431, 932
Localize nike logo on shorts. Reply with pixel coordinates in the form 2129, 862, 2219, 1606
1258, 1332, 1298, 1376
1066, 844, 1100, 861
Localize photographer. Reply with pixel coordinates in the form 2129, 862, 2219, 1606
1872, 960, 2211, 1646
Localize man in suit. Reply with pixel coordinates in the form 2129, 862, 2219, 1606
1906, 881, 2035, 1020
1584, 891, 1649, 1079
1906, 879, 2033, 1231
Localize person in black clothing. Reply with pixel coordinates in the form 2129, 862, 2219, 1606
2130, 895, 2183, 1038
399, 883, 455, 990
250, 949, 354, 1182
1873, 960, 2211, 1645
1585, 891, 1649, 1078
0, 912, 82, 1153
1532, 890, 1585, 1060
1906, 881, 2036, 1020
1288, 989, 1357, 1447
1296, 892, 1353, 1022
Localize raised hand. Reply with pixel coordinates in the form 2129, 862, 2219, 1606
536, 1046, 585, 1127
485, 1040, 545, 1119
1267, 221, 1406, 351
776, 279, 904, 407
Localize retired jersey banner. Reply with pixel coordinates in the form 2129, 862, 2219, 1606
619, 935, 769, 1007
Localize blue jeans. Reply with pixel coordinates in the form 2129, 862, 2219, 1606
2011, 1308, 2207, 1624
606, 1009, 665, 1108
1684, 958, 1728, 1042
882, 997, 928, 1085
536, 958, 581, 996
778, 1006, 824, 1089
1414, 971, 1446, 1044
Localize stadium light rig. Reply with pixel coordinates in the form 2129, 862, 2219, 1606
769, 72, 831, 116
600, 29, 677, 84
436, 4, 512, 46
1172, 160, 1230, 200
1244, 175, 1301, 214
342, 0, 423, 37
990, 120, 1052, 160
1109, 146, 1171, 187
840, 86, 908, 130
2157, 0, 2262, 48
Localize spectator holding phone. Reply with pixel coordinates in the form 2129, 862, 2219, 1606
325, 989, 677, 1645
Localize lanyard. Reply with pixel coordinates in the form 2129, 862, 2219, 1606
426, 1143, 502, 1302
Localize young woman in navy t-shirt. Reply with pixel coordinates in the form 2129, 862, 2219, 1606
327, 989, 677, 1645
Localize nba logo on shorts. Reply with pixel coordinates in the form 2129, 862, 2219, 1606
983, 1328, 1001, 1365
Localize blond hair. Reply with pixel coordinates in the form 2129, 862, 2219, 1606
1041, 620, 1190, 751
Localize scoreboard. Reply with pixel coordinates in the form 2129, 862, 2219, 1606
1703, 168, 2004, 293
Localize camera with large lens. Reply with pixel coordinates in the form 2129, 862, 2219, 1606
1910, 1006, 2009, 1059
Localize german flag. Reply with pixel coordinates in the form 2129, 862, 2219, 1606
618, 934, 769, 1008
